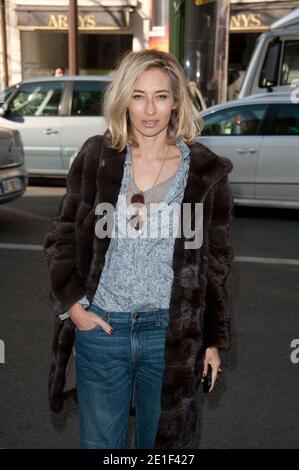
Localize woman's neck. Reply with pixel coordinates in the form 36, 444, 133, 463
131, 132, 168, 161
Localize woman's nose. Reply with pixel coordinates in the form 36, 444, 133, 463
145, 99, 156, 115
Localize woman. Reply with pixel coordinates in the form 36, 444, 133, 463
44, 49, 234, 449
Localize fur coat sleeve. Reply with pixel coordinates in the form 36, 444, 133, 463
204, 173, 234, 350
43, 136, 101, 316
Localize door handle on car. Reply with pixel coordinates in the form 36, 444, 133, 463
236, 148, 257, 154
43, 129, 59, 135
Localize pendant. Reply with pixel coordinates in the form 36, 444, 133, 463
131, 192, 145, 204
129, 192, 146, 231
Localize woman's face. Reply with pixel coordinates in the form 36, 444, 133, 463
128, 68, 176, 139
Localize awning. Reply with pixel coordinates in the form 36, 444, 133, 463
15, 5, 135, 31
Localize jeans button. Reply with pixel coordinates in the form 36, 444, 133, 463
134, 313, 140, 320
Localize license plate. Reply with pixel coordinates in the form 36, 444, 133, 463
1, 178, 22, 194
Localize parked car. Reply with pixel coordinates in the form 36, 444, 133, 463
0, 75, 112, 178
200, 92, 299, 209
0, 127, 28, 204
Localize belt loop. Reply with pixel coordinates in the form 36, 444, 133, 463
155, 310, 161, 327
107, 311, 111, 325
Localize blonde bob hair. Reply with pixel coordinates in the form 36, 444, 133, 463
103, 49, 204, 151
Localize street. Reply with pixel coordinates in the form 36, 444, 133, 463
0, 185, 298, 449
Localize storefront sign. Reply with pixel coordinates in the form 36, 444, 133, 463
16, 8, 130, 30
230, 6, 295, 31
230, 13, 265, 30
47, 14, 96, 29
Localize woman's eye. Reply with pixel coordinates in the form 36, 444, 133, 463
132, 94, 168, 101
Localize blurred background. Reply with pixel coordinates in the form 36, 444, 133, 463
1, 0, 299, 106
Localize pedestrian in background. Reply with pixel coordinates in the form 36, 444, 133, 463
44, 49, 234, 449
52, 66, 65, 77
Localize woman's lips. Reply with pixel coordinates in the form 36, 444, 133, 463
142, 120, 158, 128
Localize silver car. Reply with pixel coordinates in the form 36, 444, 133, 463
0, 127, 28, 204
200, 92, 299, 209
0, 76, 112, 178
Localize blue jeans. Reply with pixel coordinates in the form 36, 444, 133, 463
74, 304, 169, 449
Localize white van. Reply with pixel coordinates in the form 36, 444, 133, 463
239, 8, 299, 98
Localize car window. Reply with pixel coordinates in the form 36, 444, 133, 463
269, 104, 299, 135
259, 40, 282, 88
0, 85, 17, 105
71, 81, 109, 116
6, 82, 63, 117
280, 41, 299, 86
202, 104, 268, 136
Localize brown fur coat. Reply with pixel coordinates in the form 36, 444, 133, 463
43, 134, 234, 448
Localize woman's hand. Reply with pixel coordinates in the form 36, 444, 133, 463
68, 303, 113, 335
201, 346, 222, 393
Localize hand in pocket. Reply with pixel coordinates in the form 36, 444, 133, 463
68, 304, 113, 334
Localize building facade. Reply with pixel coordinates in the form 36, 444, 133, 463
1, 1, 298, 96
0, 0, 153, 88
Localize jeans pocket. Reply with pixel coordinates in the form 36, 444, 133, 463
76, 325, 99, 334
75, 306, 101, 334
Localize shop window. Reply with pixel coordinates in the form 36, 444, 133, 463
21, 31, 132, 77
